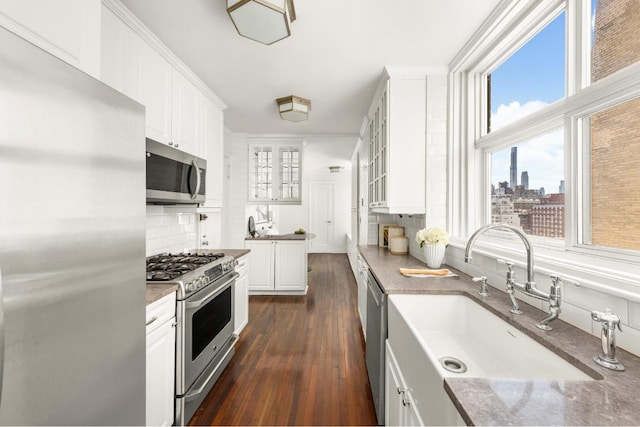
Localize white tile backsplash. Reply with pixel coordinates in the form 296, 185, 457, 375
146, 205, 198, 256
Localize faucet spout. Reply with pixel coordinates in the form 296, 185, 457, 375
464, 223, 535, 287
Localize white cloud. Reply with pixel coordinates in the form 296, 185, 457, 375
492, 100, 548, 131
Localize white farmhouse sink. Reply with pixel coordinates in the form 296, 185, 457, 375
389, 294, 592, 381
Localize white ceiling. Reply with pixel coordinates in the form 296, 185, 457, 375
119, 0, 500, 136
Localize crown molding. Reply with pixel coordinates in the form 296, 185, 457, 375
102, 0, 228, 110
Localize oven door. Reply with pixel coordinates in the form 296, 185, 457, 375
178, 272, 237, 393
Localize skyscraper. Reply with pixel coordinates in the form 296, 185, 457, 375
510, 147, 518, 190
521, 171, 529, 190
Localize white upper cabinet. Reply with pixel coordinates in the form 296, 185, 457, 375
101, 5, 173, 145
0, 0, 101, 78
248, 142, 302, 204
368, 68, 427, 214
203, 98, 224, 207
100, 0, 226, 160
137, 39, 172, 144
172, 69, 203, 157
101, 5, 137, 99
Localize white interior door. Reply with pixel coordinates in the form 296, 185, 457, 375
309, 181, 335, 253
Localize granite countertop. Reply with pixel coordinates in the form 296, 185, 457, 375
358, 245, 640, 426
145, 248, 251, 306
146, 283, 178, 305
245, 233, 307, 241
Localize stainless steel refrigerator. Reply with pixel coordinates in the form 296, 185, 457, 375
0, 25, 147, 425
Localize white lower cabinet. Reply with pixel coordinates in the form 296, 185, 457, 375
385, 342, 424, 427
245, 240, 307, 294
234, 254, 249, 335
146, 292, 176, 427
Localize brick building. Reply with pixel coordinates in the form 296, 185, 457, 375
590, 0, 640, 250
532, 194, 565, 238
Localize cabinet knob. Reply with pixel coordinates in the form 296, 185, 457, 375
175, 144, 179, 148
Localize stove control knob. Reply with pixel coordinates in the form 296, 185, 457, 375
186, 282, 194, 292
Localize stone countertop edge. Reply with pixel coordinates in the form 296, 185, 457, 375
145, 283, 178, 306
358, 244, 640, 426
244, 233, 307, 240
145, 248, 251, 306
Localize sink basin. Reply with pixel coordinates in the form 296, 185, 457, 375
388, 294, 594, 381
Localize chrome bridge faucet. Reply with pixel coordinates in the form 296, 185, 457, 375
464, 223, 564, 331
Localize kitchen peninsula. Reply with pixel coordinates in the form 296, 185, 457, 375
245, 234, 308, 295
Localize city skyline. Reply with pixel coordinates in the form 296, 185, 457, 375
489, 10, 566, 193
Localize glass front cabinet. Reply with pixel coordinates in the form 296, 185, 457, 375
249, 142, 302, 204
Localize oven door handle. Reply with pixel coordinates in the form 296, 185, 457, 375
185, 272, 238, 309
184, 334, 239, 401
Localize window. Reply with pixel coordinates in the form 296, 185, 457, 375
490, 129, 565, 239
450, 0, 640, 268
488, 11, 566, 132
248, 140, 302, 204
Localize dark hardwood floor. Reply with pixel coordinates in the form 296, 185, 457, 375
189, 253, 377, 426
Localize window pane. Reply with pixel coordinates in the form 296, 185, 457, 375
591, 0, 640, 83
488, 12, 566, 132
491, 129, 565, 238
588, 97, 640, 250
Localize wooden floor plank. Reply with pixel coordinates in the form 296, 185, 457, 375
189, 253, 377, 426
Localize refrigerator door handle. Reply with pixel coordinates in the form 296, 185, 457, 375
0, 266, 4, 404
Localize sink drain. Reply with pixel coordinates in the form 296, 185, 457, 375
439, 356, 467, 374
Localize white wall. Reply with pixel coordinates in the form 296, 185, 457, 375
224, 133, 357, 253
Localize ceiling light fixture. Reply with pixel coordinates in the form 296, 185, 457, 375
276, 95, 311, 122
227, 0, 296, 46
328, 166, 344, 173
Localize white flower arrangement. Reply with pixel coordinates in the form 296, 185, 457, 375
415, 227, 449, 248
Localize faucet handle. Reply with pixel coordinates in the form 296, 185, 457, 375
473, 276, 490, 297
497, 258, 514, 271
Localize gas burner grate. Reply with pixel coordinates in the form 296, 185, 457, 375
146, 252, 226, 281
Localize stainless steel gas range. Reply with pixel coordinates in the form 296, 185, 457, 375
146, 252, 238, 426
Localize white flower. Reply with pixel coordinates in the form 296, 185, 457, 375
415, 227, 449, 248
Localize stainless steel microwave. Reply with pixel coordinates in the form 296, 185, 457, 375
146, 138, 206, 204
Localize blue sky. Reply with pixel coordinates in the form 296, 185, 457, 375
490, 11, 566, 193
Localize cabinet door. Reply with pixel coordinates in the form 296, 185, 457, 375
146, 318, 176, 427
246, 241, 274, 291
0, 0, 100, 77
101, 5, 138, 99
405, 390, 425, 427
171, 69, 202, 156
234, 255, 249, 334
274, 241, 307, 291
385, 343, 405, 427
203, 99, 224, 207
138, 39, 172, 144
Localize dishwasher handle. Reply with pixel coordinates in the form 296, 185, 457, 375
367, 270, 384, 307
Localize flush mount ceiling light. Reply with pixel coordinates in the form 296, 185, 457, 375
227, 0, 296, 45
276, 95, 311, 122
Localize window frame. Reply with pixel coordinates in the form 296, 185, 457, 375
448, 0, 640, 299
247, 136, 304, 205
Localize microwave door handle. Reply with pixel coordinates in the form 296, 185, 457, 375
191, 160, 201, 200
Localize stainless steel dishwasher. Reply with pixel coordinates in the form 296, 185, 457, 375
365, 270, 386, 425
